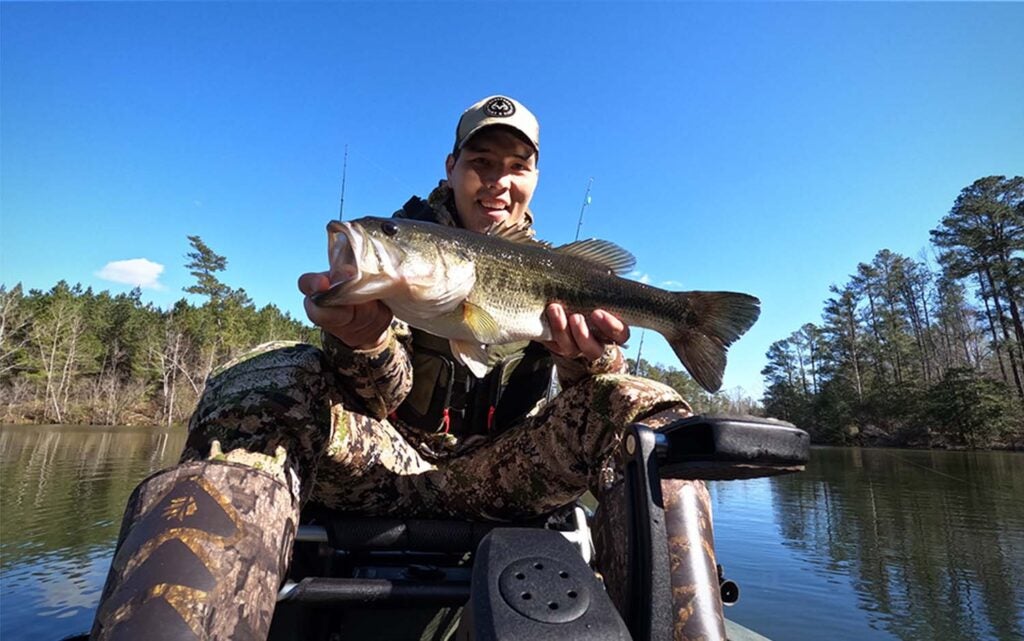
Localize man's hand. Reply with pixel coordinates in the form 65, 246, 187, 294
542, 303, 629, 361
298, 272, 393, 350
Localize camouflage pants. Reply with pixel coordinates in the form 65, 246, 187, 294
181, 343, 688, 521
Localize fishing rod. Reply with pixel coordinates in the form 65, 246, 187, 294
574, 177, 594, 242
338, 144, 348, 220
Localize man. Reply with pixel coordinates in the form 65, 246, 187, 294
89, 96, 692, 640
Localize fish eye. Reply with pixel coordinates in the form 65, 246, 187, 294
381, 221, 399, 236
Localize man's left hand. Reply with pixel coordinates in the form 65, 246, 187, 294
542, 304, 629, 361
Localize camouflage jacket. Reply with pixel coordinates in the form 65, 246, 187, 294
321, 182, 626, 436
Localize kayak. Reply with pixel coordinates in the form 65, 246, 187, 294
70, 414, 807, 640
265, 415, 808, 641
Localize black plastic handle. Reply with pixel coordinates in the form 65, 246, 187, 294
646, 414, 810, 480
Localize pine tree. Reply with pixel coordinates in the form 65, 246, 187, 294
184, 235, 231, 303
932, 176, 1024, 400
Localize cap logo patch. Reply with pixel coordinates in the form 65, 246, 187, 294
484, 97, 515, 118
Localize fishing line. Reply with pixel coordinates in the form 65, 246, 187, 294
874, 448, 1021, 504
877, 449, 968, 484
343, 144, 420, 197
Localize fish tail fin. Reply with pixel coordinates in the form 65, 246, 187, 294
667, 291, 761, 393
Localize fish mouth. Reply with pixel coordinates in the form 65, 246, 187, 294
312, 219, 406, 307
311, 220, 363, 306
328, 221, 360, 285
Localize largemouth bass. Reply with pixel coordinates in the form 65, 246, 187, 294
313, 216, 760, 392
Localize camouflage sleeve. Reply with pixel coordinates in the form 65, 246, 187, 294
320, 320, 414, 419
552, 342, 628, 388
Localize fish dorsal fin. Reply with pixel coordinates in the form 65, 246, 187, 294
484, 219, 552, 248
554, 239, 636, 275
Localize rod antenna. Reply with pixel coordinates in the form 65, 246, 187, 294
338, 144, 349, 219
574, 177, 594, 241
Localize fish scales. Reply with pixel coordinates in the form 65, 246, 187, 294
467, 232, 687, 340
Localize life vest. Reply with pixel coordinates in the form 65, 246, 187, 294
394, 328, 554, 437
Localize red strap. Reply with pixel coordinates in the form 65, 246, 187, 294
487, 405, 496, 432
442, 407, 451, 434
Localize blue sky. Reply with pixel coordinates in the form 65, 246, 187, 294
2, 2, 1022, 397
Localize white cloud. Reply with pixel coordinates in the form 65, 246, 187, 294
96, 258, 166, 290
660, 279, 683, 288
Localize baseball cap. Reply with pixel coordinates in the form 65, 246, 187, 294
453, 95, 540, 154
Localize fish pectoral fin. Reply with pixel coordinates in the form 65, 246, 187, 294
450, 340, 492, 378
462, 302, 502, 343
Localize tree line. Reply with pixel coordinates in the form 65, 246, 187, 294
1, 237, 318, 426
761, 176, 1024, 449
4, 177, 1020, 448
627, 356, 762, 416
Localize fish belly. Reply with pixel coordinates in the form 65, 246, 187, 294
384, 296, 475, 340
491, 304, 550, 342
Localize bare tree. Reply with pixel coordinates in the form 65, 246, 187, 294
31, 285, 86, 423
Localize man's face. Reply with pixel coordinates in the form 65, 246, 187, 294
445, 128, 538, 233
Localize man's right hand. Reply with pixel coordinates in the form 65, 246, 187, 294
298, 272, 393, 350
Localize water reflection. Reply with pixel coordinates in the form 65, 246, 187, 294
713, 447, 1024, 641
0, 425, 186, 639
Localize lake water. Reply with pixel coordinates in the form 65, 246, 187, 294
1, 424, 1022, 640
